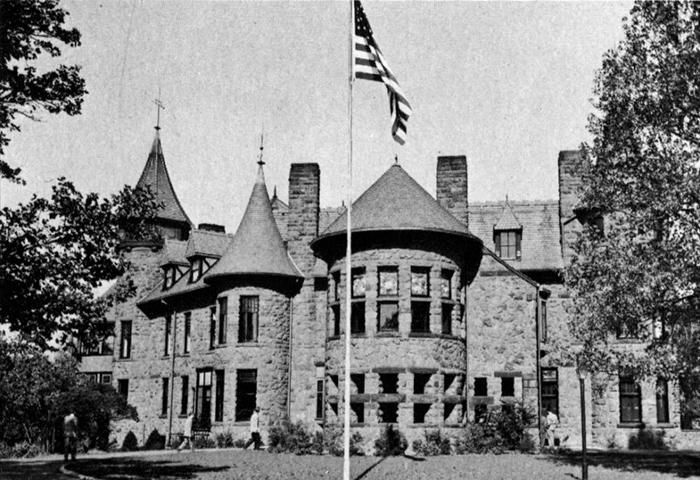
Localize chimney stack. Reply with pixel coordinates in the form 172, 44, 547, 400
436, 155, 469, 227
287, 163, 320, 275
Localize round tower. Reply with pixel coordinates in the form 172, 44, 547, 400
311, 163, 482, 438
204, 162, 303, 428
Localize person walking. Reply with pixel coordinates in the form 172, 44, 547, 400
63, 412, 78, 462
541, 408, 559, 450
178, 411, 195, 452
244, 407, 261, 450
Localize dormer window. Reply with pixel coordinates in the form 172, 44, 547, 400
163, 267, 177, 290
495, 229, 522, 260
190, 258, 204, 283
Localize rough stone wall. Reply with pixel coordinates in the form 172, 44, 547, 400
558, 150, 586, 265
323, 247, 466, 436
287, 163, 325, 423
436, 155, 469, 226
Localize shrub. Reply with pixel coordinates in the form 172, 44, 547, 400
193, 435, 215, 449
412, 429, 451, 456
454, 403, 535, 454
143, 429, 165, 450
233, 437, 247, 448
214, 431, 235, 448
454, 423, 502, 454
0, 441, 45, 459
628, 429, 668, 450
322, 425, 364, 456
374, 424, 407, 457
268, 418, 315, 455
121, 431, 138, 452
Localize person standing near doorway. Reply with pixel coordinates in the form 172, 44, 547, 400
178, 411, 195, 452
63, 412, 78, 462
244, 407, 261, 450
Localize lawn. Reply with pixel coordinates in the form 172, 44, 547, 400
62, 449, 700, 480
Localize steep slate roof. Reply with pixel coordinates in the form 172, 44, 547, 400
494, 202, 522, 230
204, 165, 303, 281
136, 130, 192, 227
469, 201, 563, 271
185, 229, 233, 259
317, 164, 479, 241
160, 239, 189, 267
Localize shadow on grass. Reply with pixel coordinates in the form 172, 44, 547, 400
354, 456, 386, 480
0, 459, 66, 479
70, 457, 230, 479
539, 451, 700, 479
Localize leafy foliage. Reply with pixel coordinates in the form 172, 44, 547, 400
566, 1, 700, 390
0, 339, 138, 450
0, 0, 87, 183
267, 418, 316, 455
321, 425, 364, 456
374, 424, 407, 457
0, 179, 161, 351
454, 404, 535, 454
213, 431, 235, 448
412, 429, 451, 456
628, 428, 669, 450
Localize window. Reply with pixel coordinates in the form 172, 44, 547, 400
378, 302, 399, 332
351, 374, 365, 394
164, 316, 171, 356
80, 324, 114, 355
441, 304, 452, 335
332, 271, 340, 301
501, 377, 515, 397
190, 258, 203, 283
163, 267, 177, 289
316, 380, 324, 420
117, 379, 129, 400
379, 403, 398, 423
196, 369, 213, 428
414, 373, 431, 394
414, 403, 430, 424
619, 377, 642, 423
495, 230, 521, 260
440, 270, 452, 299
184, 312, 191, 354
239, 296, 259, 343
444, 374, 457, 395
378, 267, 399, 296
215, 370, 225, 422
351, 268, 366, 298
411, 302, 430, 333
120, 321, 132, 359
218, 297, 227, 345
411, 268, 430, 297
331, 304, 340, 336
541, 368, 559, 416
540, 300, 548, 343
86, 372, 111, 384
209, 306, 216, 349
351, 403, 364, 423
161, 377, 169, 416
656, 378, 669, 423
474, 377, 488, 396
444, 403, 457, 422
616, 321, 639, 340
379, 373, 398, 394
351, 302, 365, 334
181, 376, 189, 415
236, 369, 257, 422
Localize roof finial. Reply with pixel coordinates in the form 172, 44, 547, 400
258, 128, 265, 166
394, 154, 399, 164
505, 193, 509, 204
154, 88, 165, 131
272, 185, 277, 199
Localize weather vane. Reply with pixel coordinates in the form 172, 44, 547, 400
258, 128, 265, 166
154, 88, 165, 131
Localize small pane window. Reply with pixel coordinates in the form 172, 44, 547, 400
332, 271, 340, 301
215, 370, 225, 422
541, 368, 559, 416
501, 377, 515, 397
379, 403, 398, 423
164, 316, 172, 356
496, 230, 521, 260
239, 296, 259, 343
120, 321, 132, 359
351, 302, 365, 334
414, 373, 431, 394
440, 270, 452, 299
190, 258, 203, 283
352, 268, 366, 298
378, 267, 399, 296
181, 375, 189, 415
351, 374, 365, 394
183, 312, 191, 354
657, 378, 669, 423
411, 302, 430, 333
316, 379, 325, 420
117, 379, 129, 400
441, 304, 452, 335
474, 377, 487, 396
218, 297, 228, 345
379, 373, 399, 394
209, 306, 216, 350
161, 377, 169, 415
414, 404, 430, 424
236, 369, 257, 422
331, 304, 340, 336
378, 302, 399, 332
351, 403, 364, 424
619, 376, 642, 423
411, 268, 430, 296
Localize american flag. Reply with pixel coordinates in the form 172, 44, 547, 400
354, 0, 412, 145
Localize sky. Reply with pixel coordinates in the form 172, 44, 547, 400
2, 0, 632, 234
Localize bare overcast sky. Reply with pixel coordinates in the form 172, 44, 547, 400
3, 0, 632, 233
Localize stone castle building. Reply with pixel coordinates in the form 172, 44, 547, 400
80, 130, 700, 450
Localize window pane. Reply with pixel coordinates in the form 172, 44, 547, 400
501, 377, 515, 397
379, 268, 399, 296
351, 302, 365, 334
440, 270, 452, 299
411, 269, 429, 296
236, 369, 257, 422
411, 302, 430, 333
352, 269, 366, 298
378, 302, 399, 332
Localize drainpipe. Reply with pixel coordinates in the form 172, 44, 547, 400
288, 293, 294, 419
161, 299, 177, 447
463, 281, 469, 424
535, 286, 543, 448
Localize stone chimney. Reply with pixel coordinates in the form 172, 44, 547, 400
287, 163, 320, 275
436, 155, 469, 227
558, 150, 587, 265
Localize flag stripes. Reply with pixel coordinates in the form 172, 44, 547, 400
354, 0, 412, 145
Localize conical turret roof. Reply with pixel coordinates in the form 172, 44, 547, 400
315, 163, 480, 241
204, 164, 303, 282
136, 130, 192, 227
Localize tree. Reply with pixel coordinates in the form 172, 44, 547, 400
566, 1, 700, 385
0, 178, 161, 351
0, 0, 87, 183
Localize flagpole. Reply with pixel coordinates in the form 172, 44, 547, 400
343, 1, 354, 479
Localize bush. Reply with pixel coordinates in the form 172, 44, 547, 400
454, 423, 503, 454
193, 435, 215, 449
0, 441, 45, 459
322, 425, 364, 456
268, 418, 315, 455
121, 431, 138, 452
412, 429, 451, 456
628, 428, 668, 450
143, 429, 165, 450
374, 424, 407, 457
454, 403, 535, 454
233, 437, 247, 448
214, 431, 235, 448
